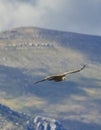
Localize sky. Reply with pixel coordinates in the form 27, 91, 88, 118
0, 0, 101, 35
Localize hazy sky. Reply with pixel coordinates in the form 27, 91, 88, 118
1, 0, 101, 35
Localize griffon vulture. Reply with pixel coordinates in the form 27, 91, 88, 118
33, 65, 86, 85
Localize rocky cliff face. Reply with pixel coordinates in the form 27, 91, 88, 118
34, 116, 66, 130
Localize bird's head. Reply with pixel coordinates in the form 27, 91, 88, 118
62, 76, 66, 80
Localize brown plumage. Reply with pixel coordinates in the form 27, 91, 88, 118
33, 65, 86, 85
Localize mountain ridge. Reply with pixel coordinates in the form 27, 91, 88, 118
0, 26, 100, 63
1, 26, 101, 44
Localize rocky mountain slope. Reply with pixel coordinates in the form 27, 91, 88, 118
0, 26, 101, 130
0, 104, 35, 130
0, 104, 65, 130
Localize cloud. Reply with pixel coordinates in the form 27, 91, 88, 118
0, 0, 101, 35
0, 0, 42, 30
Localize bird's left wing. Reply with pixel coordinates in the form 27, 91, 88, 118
61, 65, 86, 76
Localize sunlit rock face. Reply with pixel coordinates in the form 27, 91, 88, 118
34, 116, 66, 130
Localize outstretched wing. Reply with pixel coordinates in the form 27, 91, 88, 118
33, 75, 55, 85
33, 79, 47, 85
61, 65, 86, 76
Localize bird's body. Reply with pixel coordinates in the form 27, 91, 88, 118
33, 65, 86, 85
47, 75, 66, 82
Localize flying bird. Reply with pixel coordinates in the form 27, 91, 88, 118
33, 65, 86, 85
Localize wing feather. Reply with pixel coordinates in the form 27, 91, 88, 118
60, 65, 86, 76
33, 79, 47, 85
